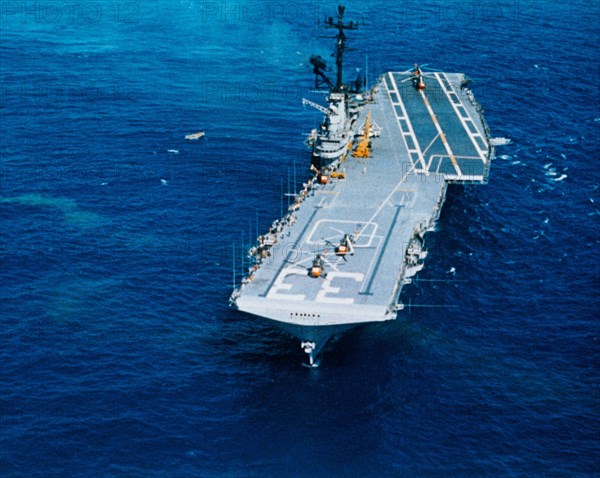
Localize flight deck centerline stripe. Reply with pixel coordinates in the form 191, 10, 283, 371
386, 73, 427, 171
434, 73, 487, 163
361, 205, 402, 295
418, 89, 462, 177
354, 164, 416, 243
260, 207, 321, 297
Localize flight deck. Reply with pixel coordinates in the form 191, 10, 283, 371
233, 72, 492, 333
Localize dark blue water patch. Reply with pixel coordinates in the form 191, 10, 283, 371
1, 0, 599, 476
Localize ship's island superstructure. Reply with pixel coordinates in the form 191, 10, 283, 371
229, 5, 494, 366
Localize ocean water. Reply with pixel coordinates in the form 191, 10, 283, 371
1, 1, 599, 476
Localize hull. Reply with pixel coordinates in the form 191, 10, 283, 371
253, 315, 360, 366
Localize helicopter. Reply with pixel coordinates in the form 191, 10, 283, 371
310, 254, 328, 278
398, 63, 441, 90
309, 233, 356, 279
324, 234, 355, 261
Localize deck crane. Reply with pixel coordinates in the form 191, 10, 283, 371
302, 98, 329, 115
352, 111, 372, 158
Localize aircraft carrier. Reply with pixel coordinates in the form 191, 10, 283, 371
229, 5, 494, 366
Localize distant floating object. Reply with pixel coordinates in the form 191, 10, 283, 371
185, 131, 205, 140
167, 149, 180, 154
160, 179, 168, 185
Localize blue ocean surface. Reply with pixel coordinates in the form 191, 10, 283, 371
1, 0, 599, 476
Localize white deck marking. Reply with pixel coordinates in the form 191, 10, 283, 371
315, 272, 364, 304
422, 132, 441, 156
395, 190, 417, 208
320, 233, 345, 245
386, 73, 427, 171
266, 267, 307, 301
429, 154, 481, 175
307, 219, 378, 248
276, 249, 319, 277
434, 73, 488, 163
322, 254, 341, 273
378, 85, 406, 169
354, 165, 415, 242
419, 89, 463, 176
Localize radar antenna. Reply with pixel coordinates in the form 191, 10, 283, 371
309, 55, 334, 91
318, 4, 359, 92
